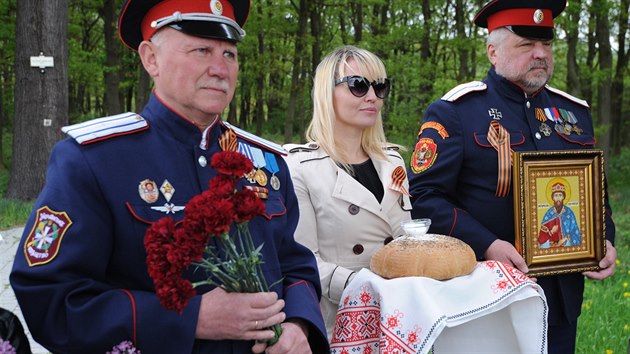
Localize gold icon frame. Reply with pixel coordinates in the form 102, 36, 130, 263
512, 150, 606, 277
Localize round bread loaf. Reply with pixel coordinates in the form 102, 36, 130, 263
370, 234, 477, 280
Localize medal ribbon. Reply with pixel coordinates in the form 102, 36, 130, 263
238, 142, 254, 161
487, 120, 512, 197
250, 147, 266, 169
219, 128, 238, 152
264, 152, 279, 174
389, 166, 410, 196
535, 108, 547, 122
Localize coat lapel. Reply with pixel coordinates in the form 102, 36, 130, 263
331, 154, 401, 219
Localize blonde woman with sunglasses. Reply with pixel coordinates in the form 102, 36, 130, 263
283, 45, 412, 340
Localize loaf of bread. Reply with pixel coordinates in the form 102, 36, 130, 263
370, 234, 476, 280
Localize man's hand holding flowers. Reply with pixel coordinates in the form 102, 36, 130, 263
195, 287, 285, 342
144, 149, 313, 353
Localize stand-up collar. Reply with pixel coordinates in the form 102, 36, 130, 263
487, 66, 545, 101
140, 93, 223, 148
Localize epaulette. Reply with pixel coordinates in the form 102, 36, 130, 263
441, 81, 487, 102
545, 85, 590, 108
223, 121, 287, 156
61, 112, 148, 145
284, 143, 320, 153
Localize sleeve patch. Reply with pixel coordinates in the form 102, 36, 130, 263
418, 121, 450, 139
23, 206, 73, 266
410, 138, 438, 174
61, 112, 148, 145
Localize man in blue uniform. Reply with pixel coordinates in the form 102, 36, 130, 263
408, 1, 617, 353
10, 1, 328, 353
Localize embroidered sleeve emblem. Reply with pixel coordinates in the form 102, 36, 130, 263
410, 138, 438, 174
418, 121, 450, 139
24, 206, 73, 266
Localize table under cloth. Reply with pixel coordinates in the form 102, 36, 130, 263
330, 260, 548, 354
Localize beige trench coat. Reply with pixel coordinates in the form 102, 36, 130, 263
283, 142, 412, 340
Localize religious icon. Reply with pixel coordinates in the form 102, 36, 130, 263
537, 177, 582, 249
512, 150, 606, 277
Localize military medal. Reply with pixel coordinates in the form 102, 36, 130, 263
264, 152, 281, 190
254, 169, 268, 186
250, 147, 268, 187
237, 142, 257, 183
539, 122, 552, 136
138, 179, 159, 203
563, 109, 582, 135
535, 108, 552, 137
245, 169, 257, 183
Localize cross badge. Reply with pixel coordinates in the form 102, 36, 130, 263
488, 108, 502, 120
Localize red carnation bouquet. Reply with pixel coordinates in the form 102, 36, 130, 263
144, 150, 282, 344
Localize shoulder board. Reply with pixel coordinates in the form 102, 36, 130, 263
61, 112, 148, 145
544, 85, 590, 108
441, 81, 487, 102
222, 121, 287, 156
283, 143, 320, 153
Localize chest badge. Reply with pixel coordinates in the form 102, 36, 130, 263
151, 203, 185, 214
138, 179, 159, 204
488, 108, 502, 120
160, 179, 175, 202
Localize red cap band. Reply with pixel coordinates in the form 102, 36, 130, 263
140, 0, 236, 41
487, 8, 553, 32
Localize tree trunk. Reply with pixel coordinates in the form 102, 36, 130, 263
136, 63, 152, 112
8, 0, 69, 200
253, 5, 265, 135
310, 0, 323, 74
455, 0, 469, 82
611, 0, 629, 154
350, 1, 363, 43
594, 1, 613, 160
102, 0, 122, 115
284, 0, 307, 143
0, 72, 4, 170
565, 0, 582, 97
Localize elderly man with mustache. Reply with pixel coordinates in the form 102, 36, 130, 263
408, 0, 617, 353
10, 1, 328, 353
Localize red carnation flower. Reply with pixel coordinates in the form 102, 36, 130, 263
211, 151, 253, 177
233, 189, 266, 222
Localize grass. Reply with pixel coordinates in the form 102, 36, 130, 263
575, 169, 630, 354
0, 149, 628, 352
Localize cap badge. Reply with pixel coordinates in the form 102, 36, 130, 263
533, 9, 545, 24
210, 0, 223, 16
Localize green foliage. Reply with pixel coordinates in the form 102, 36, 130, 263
576, 176, 630, 353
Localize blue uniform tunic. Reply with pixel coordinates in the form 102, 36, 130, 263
409, 68, 615, 326
10, 94, 328, 353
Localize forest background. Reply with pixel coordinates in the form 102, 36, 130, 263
0, 0, 628, 352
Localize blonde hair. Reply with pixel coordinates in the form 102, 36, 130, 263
306, 45, 391, 166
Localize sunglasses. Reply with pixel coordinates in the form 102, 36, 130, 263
334, 75, 391, 99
